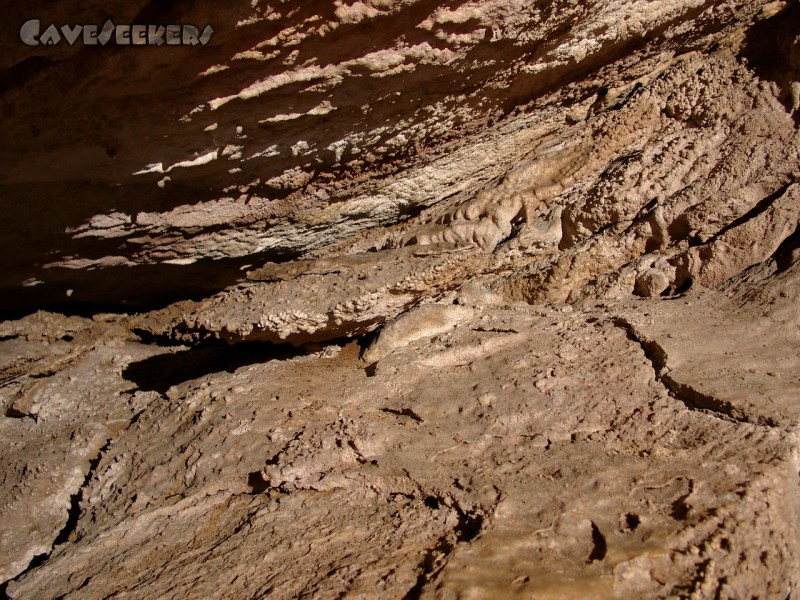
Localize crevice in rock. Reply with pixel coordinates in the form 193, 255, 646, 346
0, 437, 114, 595
706, 181, 794, 245
382, 407, 424, 423
587, 522, 607, 563
401, 535, 451, 600
454, 508, 485, 545
0, 553, 48, 599
772, 222, 800, 274
660, 370, 777, 427
403, 499, 485, 599
612, 317, 773, 426
122, 341, 305, 394
53, 438, 112, 546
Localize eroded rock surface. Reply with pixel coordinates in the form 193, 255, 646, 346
2, 0, 800, 598
135, 244, 486, 345
1, 0, 796, 309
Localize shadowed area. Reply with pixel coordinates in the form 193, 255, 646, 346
122, 341, 301, 394
1, 1, 800, 598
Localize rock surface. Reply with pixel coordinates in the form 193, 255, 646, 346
2, 0, 800, 598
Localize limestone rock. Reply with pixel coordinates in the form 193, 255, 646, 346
2, 1, 800, 598
362, 303, 475, 363
135, 245, 486, 345
0, 313, 170, 584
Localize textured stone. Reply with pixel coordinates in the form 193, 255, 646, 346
2, 0, 795, 310
135, 244, 486, 345
1, 0, 800, 598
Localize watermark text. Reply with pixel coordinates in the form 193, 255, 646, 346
20, 19, 214, 47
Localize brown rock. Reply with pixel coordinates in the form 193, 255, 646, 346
2, 1, 800, 598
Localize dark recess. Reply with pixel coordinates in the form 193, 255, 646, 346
624, 513, 641, 531
773, 222, 800, 273
247, 471, 269, 494
123, 340, 302, 394
0, 249, 301, 320
588, 522, 607, 563
742, 2, 800, 124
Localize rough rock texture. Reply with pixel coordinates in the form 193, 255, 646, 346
136, 244, 486, 345
2, 0, 800, 598
0, 0, 795, 309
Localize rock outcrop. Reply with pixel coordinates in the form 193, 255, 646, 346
1, 0, 800, 598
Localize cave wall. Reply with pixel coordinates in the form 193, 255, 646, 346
1, 0, 794, 311
1, 1, 800, 598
